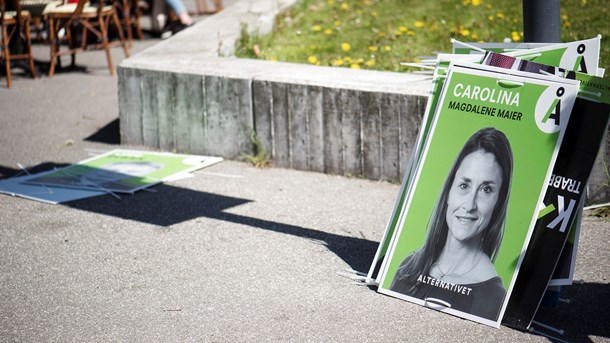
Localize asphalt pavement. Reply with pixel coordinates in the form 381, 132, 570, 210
1, 10, 609, 342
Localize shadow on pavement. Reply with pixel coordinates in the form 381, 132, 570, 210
532, 282, 610, 343
0, 162, 71, 179
66, 183, 378, 273
85, 119, 120, 145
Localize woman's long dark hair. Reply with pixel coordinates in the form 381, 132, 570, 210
392, 127, 513, 292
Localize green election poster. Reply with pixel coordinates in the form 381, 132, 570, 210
367, 55, 482, 284
367, 58, 456, 284
377, 63, 580, 327
25, 150, 223, 193
451, 36, 602, 76
369, 37, 602, 286
548, 210, 581, 286
500, 70, 610, 329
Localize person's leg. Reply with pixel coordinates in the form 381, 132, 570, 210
164, 0, 192, 25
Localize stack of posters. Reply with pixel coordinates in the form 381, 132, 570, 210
366, 36, 610, 330
0, 150, 223, 204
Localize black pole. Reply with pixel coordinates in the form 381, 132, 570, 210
522, 0, 561, 43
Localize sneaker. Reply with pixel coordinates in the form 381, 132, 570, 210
160, 29, 173, 39
172, 22, 192, 35
160, 20, 178, 39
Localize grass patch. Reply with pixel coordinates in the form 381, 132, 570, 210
235, 0, 609, 75
241, 129, 271, 168
590, 206, 610, 218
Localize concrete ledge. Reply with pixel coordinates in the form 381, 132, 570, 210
118, 0, 431, 182
118, 0, 609, 201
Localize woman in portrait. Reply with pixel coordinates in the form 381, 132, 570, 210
390, 127, 513, 321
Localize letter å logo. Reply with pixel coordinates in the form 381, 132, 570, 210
535, 86, 566, 134
574, 44, 589, 73
560, 43, 589, 74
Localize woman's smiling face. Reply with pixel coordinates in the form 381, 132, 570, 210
445, 149, 503, 243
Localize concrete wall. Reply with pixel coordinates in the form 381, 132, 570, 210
119, 68, 254, 158
250, 80, 427, 180
118, 0, 610, 203
118, 59, 430, 182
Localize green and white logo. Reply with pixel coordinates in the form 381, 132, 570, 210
560, 43, 589, 74
535, 86, 566, 134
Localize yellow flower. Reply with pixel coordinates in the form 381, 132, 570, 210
471, 0, 482, 6
344, 56, 352, 62
334, 20, 341, 27
488, 15, 494, 21
312, 25, 322, 31
332, 58, 344, 66
308, 56, 319, 64
356, 57, 364, 63
384, 45, 392, 51
399, 26, 408, 32
327, 0, 335, 4
562, 14, 569, 20
368, 45, 378, 52
324, 28, 333, 35
395, 30, 403, 36
341, 43, 351, 51
378, 31, 386, 37
462, 0, 470, 5
350, 63, 361, 69
270, 57, 278, 62
460, 29, 470, 36
496, 12, 505, 19
511, 31, 520, 42
470, 33, 478, 40
415, 20, 425, 28
365, 60, 376, 67
407, 30, 415, 36
340, 2, 349, 10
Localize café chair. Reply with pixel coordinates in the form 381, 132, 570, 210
114, 0, 143, 46
44, 0, 130, 77
19, 0, 57, 41
1, 0, 37, 88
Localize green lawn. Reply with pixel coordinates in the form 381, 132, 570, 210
235, 0, 609, 75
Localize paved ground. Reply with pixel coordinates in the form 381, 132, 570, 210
1, 7, 609, 342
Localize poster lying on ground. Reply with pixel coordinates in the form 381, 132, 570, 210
24, 150, 223, 194
376, 63, 580, 327
0, 171, 107, 204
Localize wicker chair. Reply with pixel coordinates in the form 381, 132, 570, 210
1, 0, 37, 87
44, 0, 129, 76
113, 0, 144, 46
